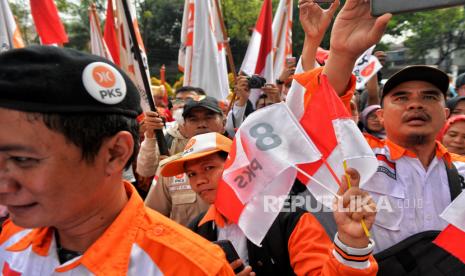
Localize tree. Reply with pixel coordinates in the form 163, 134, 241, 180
386, 7, 465, 69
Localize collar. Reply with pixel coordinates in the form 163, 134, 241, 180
7, 181, 146, 274
386, 138, 452, 165
198, 205, 227, 228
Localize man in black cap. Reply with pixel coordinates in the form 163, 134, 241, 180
0, 46, 233, 275
142, 95, 226, 226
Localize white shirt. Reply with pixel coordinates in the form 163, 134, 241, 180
363, 139, 465, 253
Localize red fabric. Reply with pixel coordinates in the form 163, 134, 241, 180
2, 262, 21, 276
30, 0, 68, 45
437, 115, 465, 141
104, 0, 120, 66
254, 0, 273, 75
215, 137, 245, 223
296, 74, 351, 183
434, 224, 465, 263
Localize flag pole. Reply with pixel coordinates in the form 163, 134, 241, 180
120, 0, 169, 155
213, 0, 237, 114
89, 3, 104, 47
342, 161, 371, 238
273, 0, 290, 64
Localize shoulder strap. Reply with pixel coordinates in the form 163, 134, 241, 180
445, 160, 462, 201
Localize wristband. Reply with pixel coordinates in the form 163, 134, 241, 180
276, 79, 285, 85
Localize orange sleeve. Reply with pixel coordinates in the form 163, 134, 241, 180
293, 66, 356, 114
287, 213, 378, 276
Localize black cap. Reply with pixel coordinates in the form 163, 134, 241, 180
182, 95, 222, 117
382, 65, 449, 100
0, 46, 142, 117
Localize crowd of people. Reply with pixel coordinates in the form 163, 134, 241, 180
1, 0, 464, 275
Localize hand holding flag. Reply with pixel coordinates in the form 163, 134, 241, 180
334, 168, 376, 248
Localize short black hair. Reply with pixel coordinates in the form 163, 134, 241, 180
175, 86, 206, 96
30, 113, 139, 169
217, 150, 228, 160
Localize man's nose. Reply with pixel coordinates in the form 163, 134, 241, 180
406, 96, 425, 110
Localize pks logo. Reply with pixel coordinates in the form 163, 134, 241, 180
82, 62, 127, 105
92, 66, 116, 88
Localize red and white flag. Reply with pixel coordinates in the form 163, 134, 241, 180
286, 70, 378, 206
178, 0, 229, 100
240, 0, 273, 85
353, 46, 383, 90
0, 0, 25, 52
434, 191, 465, 263
30, 0, 68, 45
216, 102, 321, 245
115, 0, 151, 111
89, 6, 113, 62
104, 0, 120, 65
272, 0, 293, 81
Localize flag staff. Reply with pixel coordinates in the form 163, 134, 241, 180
213, 0, 237, 114
120, 0, 169, 155
273, 0, 290, 64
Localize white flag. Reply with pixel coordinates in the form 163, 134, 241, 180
89, 7, 113, 62
0, 0, 25, 52
216, 102, 321, 245
272, 0, 293, 81
353, 46, 383, 90
179, 0, 230, 100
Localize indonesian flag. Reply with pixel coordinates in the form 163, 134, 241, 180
286, 70, 378, 207
178, 0, 229, 100
89, 6, 113, 62
30, 0, 68, 45
115, 0, 151, 111
216, 103, 321, 245
104, 0, 120, 65
0, 0, 25, 52
434, 191, 465, 263
272, 0, 293, 81
240, 0, 273, 83
353, 46, 383, 90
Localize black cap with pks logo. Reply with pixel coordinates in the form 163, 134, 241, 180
0, 46, 142, 117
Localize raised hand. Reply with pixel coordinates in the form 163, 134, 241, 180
329, 0, 391, 60
333, 168, 376, 248
299, 0, 340, 41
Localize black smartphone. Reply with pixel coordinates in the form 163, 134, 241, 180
213, 240, 245, 274
371, 0, 465, 17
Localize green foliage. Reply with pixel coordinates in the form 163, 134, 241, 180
385, 7, 465, 66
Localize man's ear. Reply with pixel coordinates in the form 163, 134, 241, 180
444, 107, 450, 119
102, 131, 134, 176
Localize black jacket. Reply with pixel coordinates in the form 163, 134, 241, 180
188, 208, 307, 276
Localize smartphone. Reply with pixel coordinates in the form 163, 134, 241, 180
371, 0, 465, 17
213, 240, 245, 273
